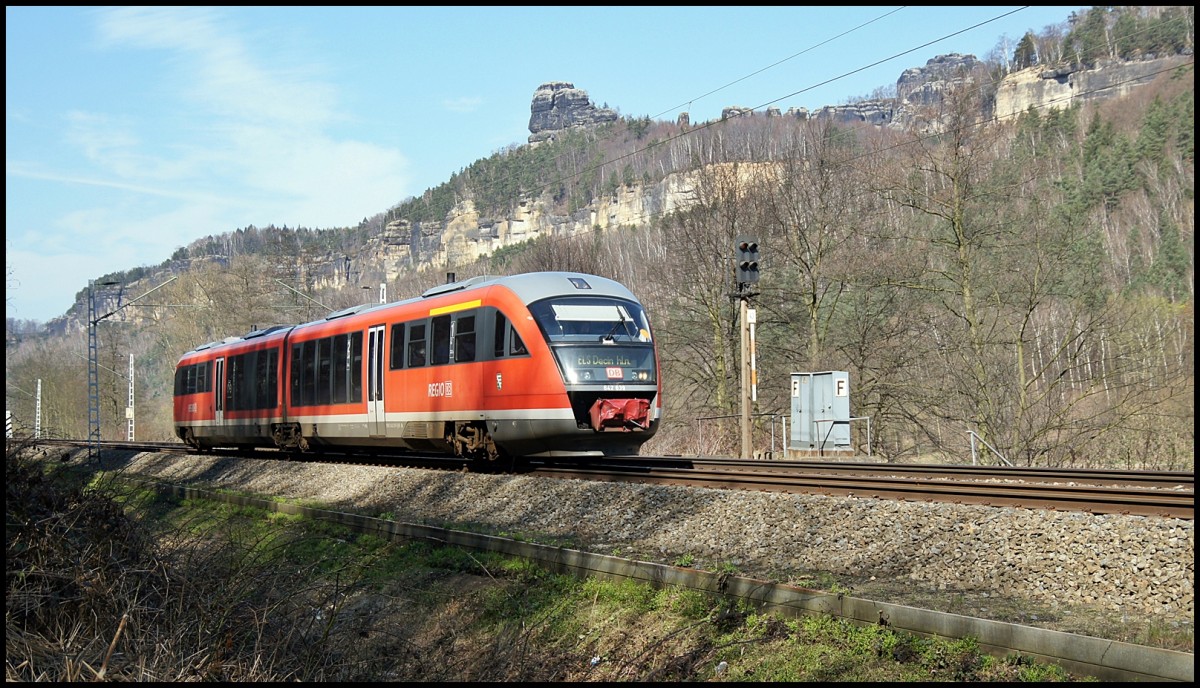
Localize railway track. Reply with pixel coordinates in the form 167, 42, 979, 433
24, 438, 1195, 520
527, 454, 1194, 519
613, 455, 1195, 490
13, 439, 1192, 683
528, 461, 1194, 520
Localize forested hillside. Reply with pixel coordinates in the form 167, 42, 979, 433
6, 6, 1193, 469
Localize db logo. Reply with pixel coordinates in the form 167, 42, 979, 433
606, 367, 623, 379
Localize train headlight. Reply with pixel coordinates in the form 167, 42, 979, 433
565, 368, 595, 383
633, 370, 650, 381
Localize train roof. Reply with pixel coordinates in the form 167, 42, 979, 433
299, 272, 641, 327
422, 271, 639, 305
179, 272, 643, 359
181, 324, 293, 356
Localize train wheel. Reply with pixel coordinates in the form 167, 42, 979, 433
271, 423, 307, 453
181, 428, 206, 452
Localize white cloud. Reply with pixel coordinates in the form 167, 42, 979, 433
97, 7, 339, 125
8, 7, 416, 322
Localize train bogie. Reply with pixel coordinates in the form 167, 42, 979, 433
173, 272, 662, 466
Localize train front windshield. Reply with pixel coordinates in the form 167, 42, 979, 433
528, 296, 657, 384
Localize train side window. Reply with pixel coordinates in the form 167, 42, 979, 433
350, 331, 363, 402
490, 310, 527, 358
407, 322, 427, 368
493, 312, 507, 358
300, 340, 316, 406
248, 354, 259, 409
432, 315, 451, 366
316, 337, 332, 406
389, 323, 405, 370
247, 354, 257, 409
264, 349, 279, 409
242, 351, 261, 410
454, 315, 476, 363
510, 328, 527, 356
233, 353, 247, 410
289, 343, 302, 406
227, 355, 241, 410
332, 334, 349, 403
231, 357, 242, 410
250, 350, 266, 409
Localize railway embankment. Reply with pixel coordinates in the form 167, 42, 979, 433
110, 450, 1193, 645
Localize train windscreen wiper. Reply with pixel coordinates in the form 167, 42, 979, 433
601, 309, 630, 343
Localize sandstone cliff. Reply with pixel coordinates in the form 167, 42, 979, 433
994, 54, 1191, 119
351, 53, 1192, 292
46, 52, 1189, 334
527, 81, 619, 144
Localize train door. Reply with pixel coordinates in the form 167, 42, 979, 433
367, 325, 385, 436
214, 357, 225, 426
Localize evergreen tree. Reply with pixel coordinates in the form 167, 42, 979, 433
1067, 6, 1114, 67
1014, 31, 1038, 69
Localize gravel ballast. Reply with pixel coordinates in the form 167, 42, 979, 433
115, 451, 1194, 636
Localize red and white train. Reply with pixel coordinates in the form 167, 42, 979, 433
173, 272, 661, 466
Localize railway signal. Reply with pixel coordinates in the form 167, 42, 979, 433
732, 235, 761, 459
735, 236, 760, 287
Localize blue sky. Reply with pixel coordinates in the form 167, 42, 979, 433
5, 6, 1084, 324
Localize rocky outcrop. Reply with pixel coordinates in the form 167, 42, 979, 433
527, 81, 619, 144
896, 52, 985, 107
791, 53, 1189, 132
994, 54, 1192, 120
675, 53, 984, 133
805, 53, 984, 132
809, 101, 895, 127
361, 54, 1186, 296
375, 165, 707, 280
43, 54, 1182, 335
721, 106, 754, 120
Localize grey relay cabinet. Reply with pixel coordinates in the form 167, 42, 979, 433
788, 371, 851, 458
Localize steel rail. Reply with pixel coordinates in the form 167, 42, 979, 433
527, 465, 1194, 520
25, 439, 1194, 519
540, 454, 1195, 489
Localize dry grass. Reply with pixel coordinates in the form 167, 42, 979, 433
5, 441, 1112, 681
6, 441, 403, 681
